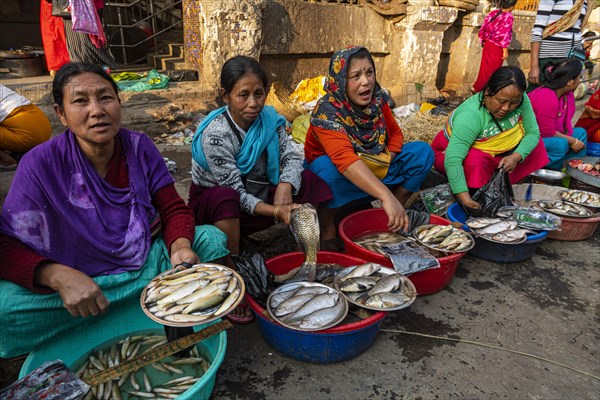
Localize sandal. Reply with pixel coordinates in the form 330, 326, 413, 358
225, 298, 255, 324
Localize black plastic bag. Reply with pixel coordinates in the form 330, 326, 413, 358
231, 252, 275, 309
468, 169, 514, 217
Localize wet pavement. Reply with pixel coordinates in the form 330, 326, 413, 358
0, 78, 598, 399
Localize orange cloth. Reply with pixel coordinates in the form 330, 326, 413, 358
40, 0, 69, 72
304, 103, 403, 173
0, 104, 52, 152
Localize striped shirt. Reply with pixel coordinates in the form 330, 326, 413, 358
531, 0, 588, 59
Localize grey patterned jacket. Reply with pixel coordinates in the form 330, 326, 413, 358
191, 111, 304, 215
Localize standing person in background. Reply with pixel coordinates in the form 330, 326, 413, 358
471, 0, 518, 93
0, 84, 52, 171
528, 58, 587, 170
528, 0, 593, 89
63, 0, 116, 71
582, 30, 597, 79
40, 0, 69, 77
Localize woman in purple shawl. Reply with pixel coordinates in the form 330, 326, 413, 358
0, 63, 228, 358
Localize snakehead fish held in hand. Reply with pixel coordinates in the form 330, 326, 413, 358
286, 204, 320, 282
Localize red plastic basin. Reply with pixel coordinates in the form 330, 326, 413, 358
246, 251, 387, 363
338, 208, 466, 295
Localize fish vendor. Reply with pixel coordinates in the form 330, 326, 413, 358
188, 55, 332, 323
0, 62, 229, 358
431, 66, 549, 211
304, 46, 434, 249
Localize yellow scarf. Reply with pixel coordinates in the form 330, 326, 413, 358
445, 118, 525, 157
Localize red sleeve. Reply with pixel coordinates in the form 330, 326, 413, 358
153, 184, 195, 254
383, 103, 404, 153
0, 234, 53, 293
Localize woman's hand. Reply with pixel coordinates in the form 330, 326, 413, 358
570, 138, 585, 153
528, 65, 540, 85
498, 152, 522, 173
35, 262, 109, 317
381, 194, 409, 233
456, 192, 480, 210
170, 238, 200, 268
584, 105, 600, 119
275, 203, 302, 224
273, 182, 293, 206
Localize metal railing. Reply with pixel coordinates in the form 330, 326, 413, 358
104, 0, 183, 65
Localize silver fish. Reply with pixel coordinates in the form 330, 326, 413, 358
368, 274, 401, 296
269, 287, 301, 309
491, 229, 532, 242
215, 288, 241, 315
477, 220, 518, 235
298, 300, 346, 329
288, 204, 320, 282
466, 218, 502, 229
340, 277, 379, 292
274, 294, 317, 317
341, 263, 381, 281
285, 293, 339, 323
182, 291, 227, 314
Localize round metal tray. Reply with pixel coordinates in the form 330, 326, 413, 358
477, 232, 528, 245
536, 200, 593, 219
333, 266, 416, 312
567, 157, 600, 188
530, 168, 567, 184
412, 224, 475, 254
558, 189, 600, 211
140, 263, 245, 327
266, 282, 348, 332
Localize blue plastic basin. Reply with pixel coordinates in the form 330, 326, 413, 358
446, 203, 548, 263
19, 299, 227, 400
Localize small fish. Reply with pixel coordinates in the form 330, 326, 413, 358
274, 294, 317, 317
341, 263, 381, 281
214, 288, 241, 315
285, 293, 339, 323
127, 391, 155, 399
182, 291, 227, 314
477, 220, 517, 235
298, 300, 346, 329
340, 277, 379, 292
466, 218, 502, 229
157, 280, 204, 305
368, 274, 401, 296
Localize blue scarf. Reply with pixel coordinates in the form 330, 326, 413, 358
191, 105, 286, 184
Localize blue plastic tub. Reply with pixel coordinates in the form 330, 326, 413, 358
247, 251, 387, 364
446, 203, 548, 263
587, 142, 600, 157
19, 299, 227, 400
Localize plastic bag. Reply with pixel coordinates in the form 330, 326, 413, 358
0, 360, 90, 400
291, 114, 310, 144
512, 206, 562, 231
469, 169, 514, 217
381, 240, 440, 275
231, 252, 275, 309
419, 184, 455, 216
70, 0, 101, 35
115, 69, 169, 92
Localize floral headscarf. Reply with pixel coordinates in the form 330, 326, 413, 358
311, 46, 390, 155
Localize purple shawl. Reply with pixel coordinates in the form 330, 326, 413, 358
0, 128, 173, 276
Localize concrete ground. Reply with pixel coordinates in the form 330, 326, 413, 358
0, 77, 598, 399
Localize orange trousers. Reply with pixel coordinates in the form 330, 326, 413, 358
0, 104, 52, 152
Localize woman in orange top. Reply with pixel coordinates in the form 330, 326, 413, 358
575, 88, 600, 143
304, 46, 434, 247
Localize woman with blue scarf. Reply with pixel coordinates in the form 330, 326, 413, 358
189, 56, 332, 322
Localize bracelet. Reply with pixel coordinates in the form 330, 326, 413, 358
273, 205, 282, 223
570, 139, 580, 149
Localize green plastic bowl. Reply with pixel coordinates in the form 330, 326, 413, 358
19, 299, 227, 400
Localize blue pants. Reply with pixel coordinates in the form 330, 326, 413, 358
543, 127, 588, 170
306, 141, 434, 208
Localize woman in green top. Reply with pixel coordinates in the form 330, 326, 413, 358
431, 66, 549, 210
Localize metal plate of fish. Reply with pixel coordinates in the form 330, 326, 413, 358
536, 199, 593, 219
558, 189, 600, 210
412, 224, 475, 253
333, 265, 416, 312
141, 263, 246, 327
266, 282, 348, 332
353, 231, 411, 257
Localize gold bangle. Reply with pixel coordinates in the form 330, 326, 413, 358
571, 139, 579, 149
273, 205, 282, 222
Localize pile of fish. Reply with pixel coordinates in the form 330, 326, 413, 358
414, 224, 473, 252
274, 263, 345, 285
466, 218, 532, 243
353, 231, 409, 256
76, 332, 209, 400
537, 200, 591, 218
143, 264, 242, 325
268, 283, 347, 331
558, 190, 600, 208
334, 263, 416, 310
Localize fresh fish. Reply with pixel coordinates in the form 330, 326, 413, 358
285, 293, 340, 323
287, 204, 320, 282
491, 229, 532, 242
298, 300, 346, 329
269, 287, 301, 309
183, 291, 227, 314
275, 263, 345, 283
341, 263, 381, 281
293, 286, 330, 296
477, 220, 518, 235
366, 292, 410, 308
367, 274, 401, 295
466, 218, 502, 229
215, 288, 241, 315
164, 313, 213, 323
339, 277, 379, 292
177, 281, 228, 305
161, 272, 209, 286
274, 294, 317, 317
157, 280, 204, 305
